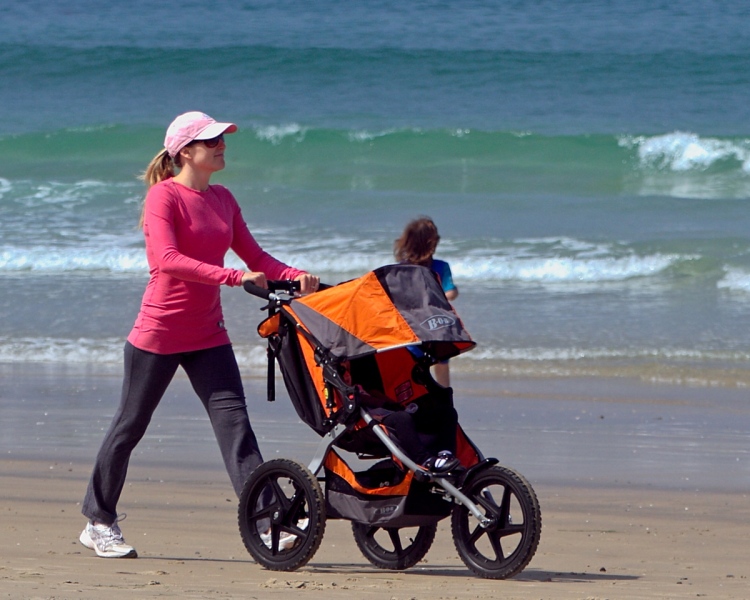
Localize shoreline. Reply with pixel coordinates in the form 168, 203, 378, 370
2, 363, 748, 492
6, 339, 750, 391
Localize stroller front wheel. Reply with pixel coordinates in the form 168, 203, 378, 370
238, 458, 326, 571
351, 521, 437, 570
451, 465, 541, 579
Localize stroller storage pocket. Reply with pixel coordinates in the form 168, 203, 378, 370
324, 457, 453, 528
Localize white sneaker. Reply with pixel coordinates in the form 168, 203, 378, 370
79, 515, 137, 558
260, 529, 297, 551
260, 518, 308, 551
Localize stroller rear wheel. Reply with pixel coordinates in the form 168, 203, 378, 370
451, 465, 541, 579
351, 522, 437, 570
238, 458, 325, 571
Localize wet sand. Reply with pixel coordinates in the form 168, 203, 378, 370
1, 364, 749, 598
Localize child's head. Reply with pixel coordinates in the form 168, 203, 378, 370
394, 216, 440, 266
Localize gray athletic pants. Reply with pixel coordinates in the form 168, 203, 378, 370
82, 342, 263, 526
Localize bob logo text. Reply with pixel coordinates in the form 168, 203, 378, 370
421, 314, 456, 331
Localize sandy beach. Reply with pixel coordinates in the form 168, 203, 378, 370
2, 365, 749, 599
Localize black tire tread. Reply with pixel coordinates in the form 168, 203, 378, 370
238, 458, 326, 571
451, 465, 541, 579
351, 521, 437, 570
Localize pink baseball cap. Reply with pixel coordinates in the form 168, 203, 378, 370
164, 111, 238, 157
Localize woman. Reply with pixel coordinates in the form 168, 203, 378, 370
79, 111, 319, 558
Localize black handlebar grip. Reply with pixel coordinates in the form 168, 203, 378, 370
267, 279, 301, 292
242, 280, 272, 299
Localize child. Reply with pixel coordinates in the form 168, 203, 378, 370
339, 360, 461, 474
394, 217, 459, 387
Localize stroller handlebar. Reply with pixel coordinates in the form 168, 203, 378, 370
243, 279, 332, 301
268, 279, 302, 293
242, 281, 273, 300
242, 279, 301, 300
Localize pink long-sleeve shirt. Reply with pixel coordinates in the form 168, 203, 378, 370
127, 179, 304, 354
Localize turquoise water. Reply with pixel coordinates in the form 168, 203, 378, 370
2, 1, 750, 383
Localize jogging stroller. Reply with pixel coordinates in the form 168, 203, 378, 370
238, 264, 541, 579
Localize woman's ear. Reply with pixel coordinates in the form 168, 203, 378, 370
178, 144, 194, 164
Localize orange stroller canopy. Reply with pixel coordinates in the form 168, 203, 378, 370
282, 264, 475, 361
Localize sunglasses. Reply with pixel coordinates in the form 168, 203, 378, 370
187, 134, 224, 149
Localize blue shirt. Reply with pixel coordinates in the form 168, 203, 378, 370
432, 259, 456, 293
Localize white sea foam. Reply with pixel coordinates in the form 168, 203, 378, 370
451, 238, 681, 283
4, 335, 747, 368
4, 179, 138, 209
0, 177, 11, 199
0, 244, 148, 273
452, 254, 676, 283
0, 336, 273, 368
0, 336, 125, 363
347, 128, 401, 142
462, 345, 750, 362
254, 123, 307, 145
271, 238, 682, 284
0, 234, 685, 285
717, 267, 750, 293
620, 131, 750, 172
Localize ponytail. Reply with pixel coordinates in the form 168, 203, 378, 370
137, 149, 178, 228
141, 148, 175, 188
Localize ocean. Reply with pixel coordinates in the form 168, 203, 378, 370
3, 0, 750, 387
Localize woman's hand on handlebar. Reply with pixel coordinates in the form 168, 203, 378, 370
294, 273, 320, 295
242, 272, 319, 295
241, 271, 268, 289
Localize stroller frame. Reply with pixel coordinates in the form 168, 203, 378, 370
237, 268, 541, 579
307, 409, 494, 528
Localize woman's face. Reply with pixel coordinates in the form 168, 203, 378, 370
181, 135, 227, 173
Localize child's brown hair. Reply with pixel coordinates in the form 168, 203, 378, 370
394, 216, 440, 267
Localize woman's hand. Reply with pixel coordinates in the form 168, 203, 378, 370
294, 273, 320, 295
241, 272, 268, 288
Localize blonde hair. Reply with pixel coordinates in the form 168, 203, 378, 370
137, 149, 182, 227
394, 216, 440, 266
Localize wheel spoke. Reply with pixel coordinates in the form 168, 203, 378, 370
486, 529, 506, 562
247, 484, 279, 522
499, 523, 525, 537
499, 486, 512, 527
467, 521, 484, 545
475, 488, 501, 515
474, 485, 513, 527
352, 522, 437, 570
268, 478, 292, 510
285, 489, 307, 529
267, 527, 282, 553
386, 528, 404, 554
249, 504, 274, 522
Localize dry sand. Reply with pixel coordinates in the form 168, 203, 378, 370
2, 458, 748, 599
2, 367, 749, 598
